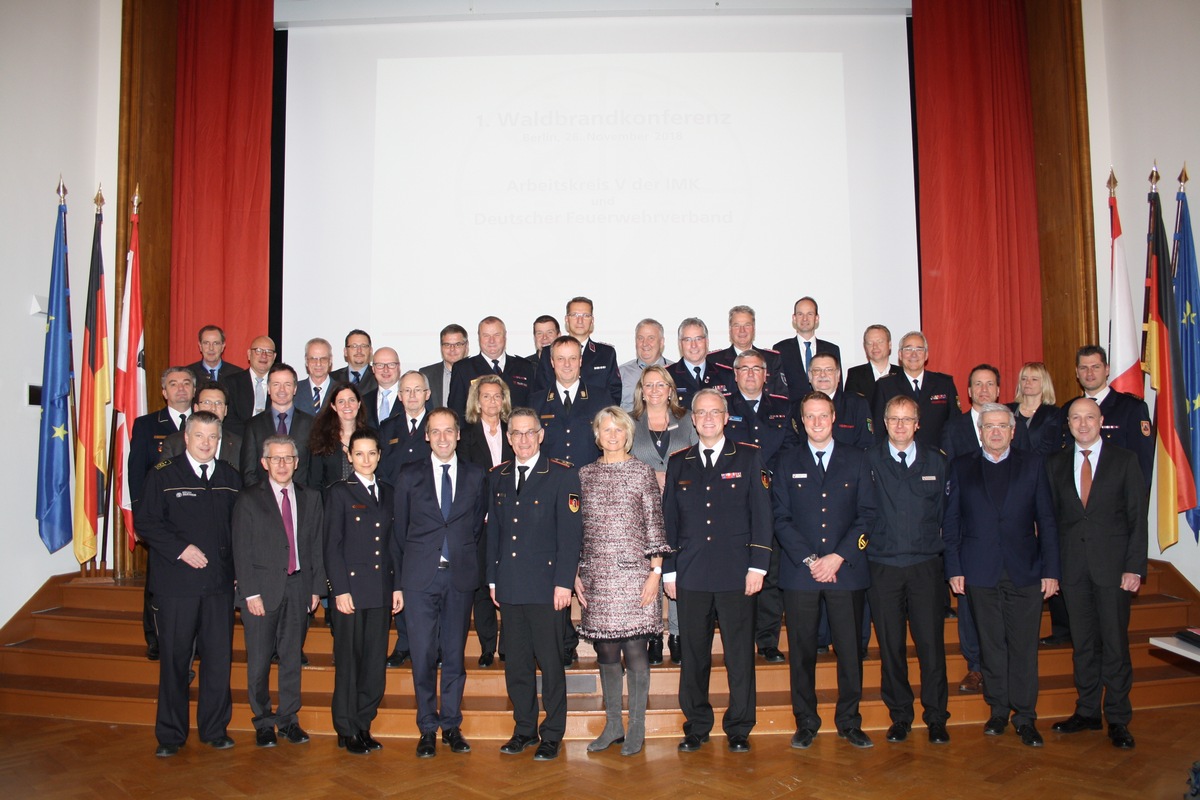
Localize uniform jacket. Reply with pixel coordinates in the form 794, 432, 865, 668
872, 370, 960, 447
845, 362, 901, 400
129, 407, 186, 504
865, 441, 947, 566
665, 357, 733, 410
725, 392, 791, 470
534, 338, 622, 406
709, 345, 788, 398
447, 353, 534, 418
530, 383, 604, 466
323, 478, 399, 608
161, 429, 242, 470
790, 390, 874, 452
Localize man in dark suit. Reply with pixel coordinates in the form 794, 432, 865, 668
239, 363, 314, 487
330, 329, 377, 393
533, 296, 621, 405
708, 304, 787, 397
773, 297, 841, 399
296, 337, 334, 417
943, 403, 1061, 748
872, 331, 960, 447
486, 407, 583, 761
161, 382, 242, 468
187, 325, 243, 383
421, 324, 469, 408
361, 347, 403, 429
663, 388, 773, 754
232, 434, 325, 748
527, 314, 559, 366
666, 317, 733, 410
447, 316, 534, 416
220, 335, 276, 438
1047, 398, 1146, 749
134, 411, 241, 757
844, 324, 901, 399
774, 391, 877, 750
392, 408, 486, 758
531, 336, 604, 469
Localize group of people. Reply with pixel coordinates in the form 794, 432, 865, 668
129, 295, 1151, 760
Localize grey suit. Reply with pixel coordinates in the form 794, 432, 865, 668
630, 410, 697, 475
619, 357, 672, 411
296, 378, 334, 417
420, 362, 452, 408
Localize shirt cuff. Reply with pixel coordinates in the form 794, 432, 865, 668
749, 568, 767, 575
245, 594, 261, 601
663, 572, 677, 583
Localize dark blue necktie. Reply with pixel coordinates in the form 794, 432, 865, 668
815, 450, 826, 480
440, 464, 452, 562
804, 340, 812, 371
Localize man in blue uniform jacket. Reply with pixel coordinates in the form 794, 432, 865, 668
533, 296, 622, 405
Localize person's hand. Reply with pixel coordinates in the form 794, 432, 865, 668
745, 571, 764, 596
664, 579, 676, 600
179, 544, 208, 569
392, 590, 404, 614
809, 554, 844, 583
640, 573, 661, 607
553, 586, 573, 611
574, 574, 588, 608
309, 595, 320, 613
335, 592, 355, 614
1041, 578, 1059, 600
245, 596, 265, 617
1120, 572, 1142, 593
491, 587, 500, 608
949, 576, 965, 595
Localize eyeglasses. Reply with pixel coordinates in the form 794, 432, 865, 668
250, 347, 276, 356
509, 429, 542, 439
885, 416, 918, 425
899, 346, 927, 354
642, 382, 669, 391
265, 455, 297, 465
305, 356, 331, 364
346, 343, 371, 351
399, 387, 428, 396
373, 362, 400, 370
566, 313, 593, 320
810, 367, 838, 376
680, 336, 707, 344
441, 341, 468, 349
199, 340, 224, 348
981, 423, 1012, 431
692, 409, 726, 418
197, 399, 226, 409
735, 366, 765, 374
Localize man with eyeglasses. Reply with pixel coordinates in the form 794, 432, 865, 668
865, 395, 951, 745
221, 335, 278, 438
187, 325, 242, 383
162, 382, 242, 468
871, 331, 959, 447
619, 318, 673, 411
708, 305, 787, 398
421, 324, 469, 408
943, 403, 1060, 748
534, 296, 622, 405
666, 317, 732, 410
447, 316, 535, 416
774, 297, 842, 399
794, 353, 873, 451
297, 338, 335, 416
331, 329, 377, 393
362, 347, 403, 429
232, 435, 325, 749
240, 363, 314, 488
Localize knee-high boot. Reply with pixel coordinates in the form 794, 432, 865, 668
587, 662, 626, 752
621, 665, 649, 756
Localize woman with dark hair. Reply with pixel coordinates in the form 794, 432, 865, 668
309, 382, 367, 490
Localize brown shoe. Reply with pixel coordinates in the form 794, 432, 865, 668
958, 670, 984, 693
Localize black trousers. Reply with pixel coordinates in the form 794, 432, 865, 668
676, 587, 756, 738
1062, 578, 1133, 723
500, 602, 567, 741
331, 604, 390, 737
967, 578, 1043, 727
154, 591, 233, 747
754, 544, 784, 650
473, 533, 498, 655
241, 572, 307, 731
784, 588, 864, 731
867, 557, 949, 726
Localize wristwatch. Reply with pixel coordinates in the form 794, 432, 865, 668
651, 566, 663, 575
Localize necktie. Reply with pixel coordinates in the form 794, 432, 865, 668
752, 399, 760, 415
281, 487, 298, 574
199, 463, 210, 485
276, 412, 288, 435
254, 377, 265, 414
379, 388, 392, 420
1080, 449, 1093, 505
898, 450, 908, 468
350, 370, 360, 385
693, 365, 702, 384
562, 390, 572, 413
440, 464, 453, 561
815, 450, 826, 480
179, 413, 187, 430
312, 386, 321, 414
210, 368, 219, 381
804, 340, 813, 371
704, 448, 715, 469
368, 482, 378, 504
517, 465, 528, 493
492, 359, 501, 375
912, 378, 920, 394
410, 418, 418, 434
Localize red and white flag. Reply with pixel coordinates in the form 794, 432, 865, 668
1109, 192, 1144, 397
113, 207, 147, 549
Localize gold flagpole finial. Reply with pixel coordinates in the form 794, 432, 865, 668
1149, 161, 1161, 191
132, 183, 140, 214
57, 176, 67, 204
1179, 163, 1189, 189
94, 184, 105, 211
1107, 168, 1118, 196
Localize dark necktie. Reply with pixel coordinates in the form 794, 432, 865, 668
368, 482, 378, 504
804, 340, 813, 371
815, 450, 826, 480
704, 448, 715, 469
276, 412, 288, 435
751, 399, 760, 415
281, 487, 298, 574
350, 370, 360, 385
912, 378, 920, 394
517, 465, 528, 493
492, 359, 501, 375
210, 368, 218, 381
693, 365, 702, 384
440, 464, 452, 561
179, 413, 187, 430
410, 418, 418, 434
199, 463, 210, 485
312, 386, 321, 413
562, 390, 572, 413
898, 450, 908, 469
1080, 449, 1092, 505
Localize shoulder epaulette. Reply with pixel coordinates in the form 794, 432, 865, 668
591, 339, 614, 348
154, 459, 172, 470
758, 346, 781, 355
713, 362, 734, 371
669, 446, 691, 457
768, 393, 789, 401
549, 458, 574, 469
736, 441, 761, 449
489, 460, 512, 472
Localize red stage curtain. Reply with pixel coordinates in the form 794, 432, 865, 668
912, 0, 1043, 406
169, 0, 273, 367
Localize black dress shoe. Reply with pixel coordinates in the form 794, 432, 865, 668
562, 647, 577, 667
442, 727, 471, 753
532, 740, 560, 760
155, 743, 179, 757
758, 646, 786, 663
478, 652, 495, 668
279, 723, 309, 744
838, 727, 874, 748
885, 722, 911, 742
300, 651, 309, 666
202, 735, 235, 750
1017, 724, 1044, 747
816, 645, 830, 655
648, 636, 664, 665
667, 634, 681, 664
790, 728, 816, 749
500, 733, 539, 754
146, 643, 160, 661
1108, 723, 1135, 749
359, 730, 383, 751
1052, 714, 1102, 733
928, 723, 951, 744
416, 732, 437, 758
256, 728, 278, 747
386, 650, 410, 668
1039, 634, 1071, 646
727, 734, 751, 752
677, 732, 709, 752
944, 607, 958, 619
340, 734, 369, 755
984, 716, 1008, 736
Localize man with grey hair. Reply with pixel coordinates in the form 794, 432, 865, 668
297, 337, 335, 416
619, 318, 673, 411
871, 331, 959, 447
666, 317, 732, 409
708, 304, 787, 397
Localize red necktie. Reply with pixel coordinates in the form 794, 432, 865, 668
1080, 449, 1092, 506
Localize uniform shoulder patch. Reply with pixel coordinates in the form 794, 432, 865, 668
153, 459, 172, 470
489, 460, 512, 473
761, 469, 771, 489
549, 458, 575, 469
736, 441, 760, 449
568, 493, 581, 513
1140, 420, 1151, 437
759, 346, 781, 355
713, 362, 734, 371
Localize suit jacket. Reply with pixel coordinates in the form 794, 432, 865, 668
845, 362, 901, 400
220, 369, 269, 438
239, 407, 315, 487
872, 370, 960, 447
664, 357, 733, 410
630, 410, 697, 475
447, 353, 534, 418
1059, 390, 1153, 490
940, 409, 980, 462
943, 448, 1061, 588
391, 458, 487, 593
134, 457, 241, 597
789, 390, 874, 451
460, 419, 513, 469
773, 336, 842, 399
1046, 443, 1148, 585
361, 385, 404, 429
772, 443, 876, 591
530, 383, 604, 466
296, 378, 334, 417
485, 454, 583, 605
534, 338, 622, 406
186, 359, 243, 384
420, 362, 451, 408
129, 407, 186, 504
1008, 402, 1064, 456
323, 478, 400, 608
725, 392, 791, 470
232, 480, 326, 611
310, 447, 353, 491
330, 365, 377, 395
709, 345, 788, 397
378, 412, 432, 485
662, 440, 774, 592
161, 429, 243, 470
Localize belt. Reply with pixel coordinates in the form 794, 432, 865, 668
437, 560, 450, 571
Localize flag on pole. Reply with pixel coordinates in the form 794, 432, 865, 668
36, 192, 75, 553
72, 201, 110, 563
113, 200, 147, 550
1142, 178, 1196, 551
1172, 180, 1200, 542
1108, 177, 1144, 397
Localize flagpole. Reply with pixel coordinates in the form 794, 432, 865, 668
61, 178, 82, 560
93, 185, 110, 578
1140, 163, 1160, 371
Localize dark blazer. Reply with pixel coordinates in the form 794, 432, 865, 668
1059, 390, 1153, 491
872, 370, 960, 447
186, 359, 243, 384
530, 383, 604, 467
1046, 443, 1148, 585
232, 480, 326, 611
378, 412, 432, 485
943, 448, 1061, 588
725, 392, 791, 471
134, 457, 242, 597
534, 339, 622, 406
161, 429, 242, 470
940, 409, 980, 462
662, 440, 774, 592
129, 407, 186, 504
447, 353, 534, 418
220, 370, 267, 438
420, 362, 450, 408
709, 345, 788, 397
1008, 402, 1064, 456
295, 378, 334, 417
310, 446, 353, 491
845, 362, 901, 399
391, 459, 487, 593
485, 454, 583, 605
330, 366, 377, 394
790, 390, 874, 451
239, 408, 315, 487
772, 443, 876, 591
361, 385, 404, 429
459, 419, 513, 469
665, 357, 733, 410
323, 478, 399, 609
773, 336, 842, 399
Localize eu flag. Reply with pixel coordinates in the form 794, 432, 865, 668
1174, 189, 1200, 541
36, 199, 74, 553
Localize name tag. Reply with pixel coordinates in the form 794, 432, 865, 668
175, 490, 198, 498
792, 473, 807, 479
511, 375, 528, 386
729, 415, 744, 422
677, 480, 692, 486
352, 504, 367, 509
593, 365, 606, 370
921, 475, 937, 481
540, 414, 555, 420
721, 472, 742, 479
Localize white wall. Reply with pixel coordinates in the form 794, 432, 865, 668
0, 0, 121, 626
1084, 0, 1200, 589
